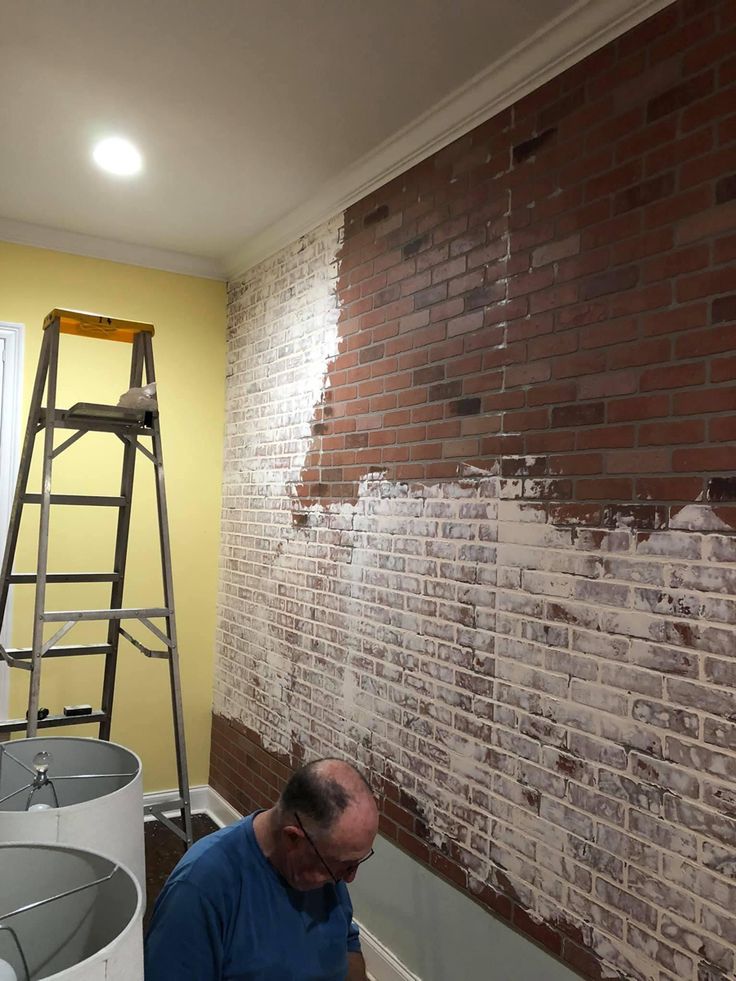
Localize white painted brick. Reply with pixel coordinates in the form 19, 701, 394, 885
215, 215, 736, 981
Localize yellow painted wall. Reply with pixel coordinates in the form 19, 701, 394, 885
0, 241, 226, 791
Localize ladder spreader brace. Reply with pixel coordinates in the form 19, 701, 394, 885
0, 308, 192, 847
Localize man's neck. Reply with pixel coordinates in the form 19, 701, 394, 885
253, 808, 283, 872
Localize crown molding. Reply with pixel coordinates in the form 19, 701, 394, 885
0, 216, 226, 281
0, 0, 674, 283
225, 0, 675, 281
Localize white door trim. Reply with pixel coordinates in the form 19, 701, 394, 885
0, 321, 24, 721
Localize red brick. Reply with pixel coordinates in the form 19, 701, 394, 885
677, 199, 736, 244
646, 185, 712, 230
651, 10, 717, 64
502, 408, 549, 431
609, 282, 672, 317
529, 283, 579, 315
578, 371, 638, 400
712, 293, 736, 324
646, 70, 714, 122
710, 416, 736, 441
586, 160, 643, 202
531, 233, 581, 267
506, 314, 554, 343
674, 385, 736, 415
548, 453, 603, 476
527, 331, 579, 361
607, 337, 671, 370
555, 249, 611, 287
608, 394, 671, 423
616, 115, 679, 169
640, 418, 705, 446
645, 125, 714, 179
552, 350, 606, 379
677, 267, 736, 302
580, 319, 638, 351
610, 226, 673, 265
636, 476, 704, 500
712, 354, 736, 382
640, 362, 707, 391
578, 425, 635, 449
607, 448, 670, 473
577, 478, 633, 499
676, 324, 736, 358
552, 402, 604, 428
556, 198, 611, 238
615, 171, 676, 214
683, 86, 736, 131
641, 302, 708, 336
526, 431, 575, 454
673, 447, 736, 471
642, 244, 710, 283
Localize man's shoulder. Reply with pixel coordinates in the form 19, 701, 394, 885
170, 818, 251, 892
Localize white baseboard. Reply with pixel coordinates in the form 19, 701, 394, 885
357, 925, 422, 981
143, 783, 241, 829
143, 785, 420, 980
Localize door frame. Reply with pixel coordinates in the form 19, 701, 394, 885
0, 321, 24, 721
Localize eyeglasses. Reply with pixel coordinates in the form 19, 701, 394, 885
294, 811, 375, 883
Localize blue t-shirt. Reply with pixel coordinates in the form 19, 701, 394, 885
144, 813, 361, 980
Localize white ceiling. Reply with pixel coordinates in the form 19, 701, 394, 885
0, 0, 671, 279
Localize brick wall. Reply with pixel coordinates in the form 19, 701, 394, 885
212, 2, 736, 978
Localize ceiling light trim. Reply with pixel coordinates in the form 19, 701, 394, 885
225, 0, 675, 281
0, 217, 225, 280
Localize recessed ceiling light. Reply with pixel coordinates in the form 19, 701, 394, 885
92, 137, 143, 176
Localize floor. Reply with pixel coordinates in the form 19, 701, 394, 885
144, 812, 219, 930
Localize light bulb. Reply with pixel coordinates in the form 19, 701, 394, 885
32, 751, 52, 777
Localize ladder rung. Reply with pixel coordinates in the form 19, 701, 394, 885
7, 644, 112, 660
23, 494, 126, 507
41, 607, 171, 622
9, 573, 120, 584
0, 710, 107, 734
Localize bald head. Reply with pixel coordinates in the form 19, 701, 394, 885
278, 758, 375, 832
258, 758, 378, 890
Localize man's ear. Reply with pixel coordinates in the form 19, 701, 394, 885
282, 824, 302, 850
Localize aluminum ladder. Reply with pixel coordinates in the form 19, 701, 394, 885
0, 308, 193, 846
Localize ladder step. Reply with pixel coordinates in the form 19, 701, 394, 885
23, 494, 126, 506
41, 607, 171, 622
67, 402, 151, 421
9, 573, 120, 584
39, 404, 154, 434
7, 643, 112, 660
0, 710, 107, 734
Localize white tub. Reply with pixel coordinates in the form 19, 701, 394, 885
0, 842, 143, 980
0, 738, 144, 894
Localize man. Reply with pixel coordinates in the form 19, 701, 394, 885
145, 758, 379, 980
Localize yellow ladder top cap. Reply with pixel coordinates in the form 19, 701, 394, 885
44, 308, 155, 343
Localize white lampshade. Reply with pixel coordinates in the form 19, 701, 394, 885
0, 842, 143, 980
0, 738, 144, 894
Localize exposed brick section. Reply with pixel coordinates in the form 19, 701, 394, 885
215, 4, 736, 980
294, 0, 736, 521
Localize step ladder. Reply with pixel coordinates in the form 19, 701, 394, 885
0, 308, 193, 846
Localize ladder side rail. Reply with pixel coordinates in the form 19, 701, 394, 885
143, 333, 193, 846
99, 333, 146, 740
0, 332, 52, 629
27, 321, 60, 735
